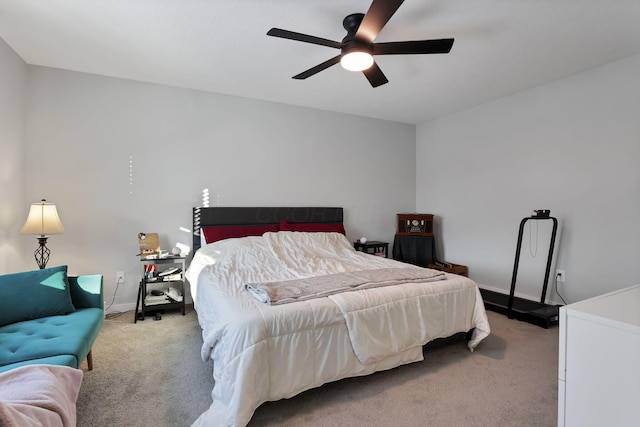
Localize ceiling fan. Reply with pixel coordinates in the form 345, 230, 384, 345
266, 0, 454, 88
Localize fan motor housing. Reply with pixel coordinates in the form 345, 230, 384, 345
341, 40, 372, 57
342, 13, 370, 55
343, 13, 365, 34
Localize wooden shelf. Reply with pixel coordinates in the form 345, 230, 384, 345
427, 263, 468, 277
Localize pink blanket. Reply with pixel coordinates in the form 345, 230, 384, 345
0, 364, 83, 427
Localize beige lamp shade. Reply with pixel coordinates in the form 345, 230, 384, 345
19, 199, 65, 236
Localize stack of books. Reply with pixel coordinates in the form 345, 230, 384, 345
158, 267, 182, 282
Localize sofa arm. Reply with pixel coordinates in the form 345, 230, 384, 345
69, 275, 104, 310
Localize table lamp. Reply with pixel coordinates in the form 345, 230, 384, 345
19, 199, 65, 269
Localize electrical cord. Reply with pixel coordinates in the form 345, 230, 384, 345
104, 265, 138, 318
555, 272, 567, 305
104, 277, 123, 317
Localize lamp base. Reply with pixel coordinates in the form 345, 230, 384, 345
34, 237, 50, 270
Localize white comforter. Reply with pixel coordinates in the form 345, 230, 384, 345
186, 231, 490, 427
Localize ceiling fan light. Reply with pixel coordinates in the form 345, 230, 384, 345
340, 51, 374, 71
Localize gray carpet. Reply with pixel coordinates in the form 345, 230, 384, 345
76, 308, 558, 426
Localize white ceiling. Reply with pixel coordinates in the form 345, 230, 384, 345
1, 0, 640, 125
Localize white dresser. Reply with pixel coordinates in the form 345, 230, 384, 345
558, 284, 640, 427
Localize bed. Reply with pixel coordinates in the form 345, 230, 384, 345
186, 207, 490, 427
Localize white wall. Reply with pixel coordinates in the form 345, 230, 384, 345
10, 46, 639, 310
0, 38, 27, 275
417, 53, 640, 304
24, 67, 416, 312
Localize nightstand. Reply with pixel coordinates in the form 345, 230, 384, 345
135, 256, 186, 322
353, 241, 389, 258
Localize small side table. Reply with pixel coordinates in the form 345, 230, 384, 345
135, 256, 187, 323
354, 241, 389, 258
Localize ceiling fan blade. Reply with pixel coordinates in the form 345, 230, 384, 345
267, 28, 342, 49
362, 62, 389, 87
373, 38, 454, 55
292, 55, 342, 80
356, 0, 405, 43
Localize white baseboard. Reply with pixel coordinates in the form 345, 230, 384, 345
104, 302, 137, 316
103, 300, 194, 317
476, 282, 563, 306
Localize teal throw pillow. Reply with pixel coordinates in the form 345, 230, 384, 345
0, 265, 76, 327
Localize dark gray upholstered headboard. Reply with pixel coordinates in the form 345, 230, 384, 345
192, 207, 344, 252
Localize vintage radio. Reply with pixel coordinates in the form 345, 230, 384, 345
396, 213, 434, 236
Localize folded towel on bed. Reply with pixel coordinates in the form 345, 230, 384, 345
245, 267, 445, 305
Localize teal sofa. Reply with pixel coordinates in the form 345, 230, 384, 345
0, 265, 104, 374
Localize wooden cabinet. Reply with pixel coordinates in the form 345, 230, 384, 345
392, 234, 436, 267
558, 285, 640, 426
393, 213, 435, 267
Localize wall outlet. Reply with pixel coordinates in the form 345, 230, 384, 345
556, 269, 565, 283
116, 271, 125, 284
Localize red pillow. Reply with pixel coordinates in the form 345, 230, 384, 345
202, 225, 279, 244
279, 220, 345, 234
